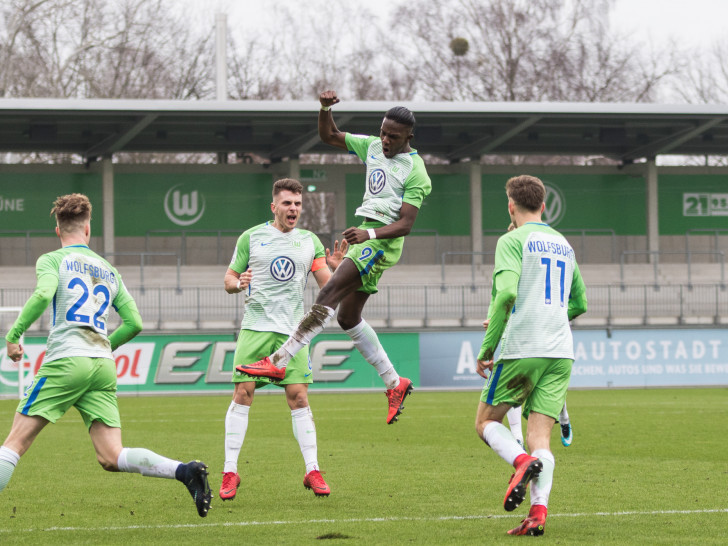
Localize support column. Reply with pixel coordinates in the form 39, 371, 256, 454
101, 156, 115, 263
470, 159, 483, 265
289, 156, 300, 180
645, 158, 659, 264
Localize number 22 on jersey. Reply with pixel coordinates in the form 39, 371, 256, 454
66, 276, 111, 333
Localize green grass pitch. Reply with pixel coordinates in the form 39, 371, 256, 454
0, 388, 726, 544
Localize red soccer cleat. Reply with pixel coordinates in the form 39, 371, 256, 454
303, 470, 330, 496
503, 455, 543, 512
219, 471, 241, 501
507, 504, 547, 536
385, 377, 413, 424
236, 357, 286, 381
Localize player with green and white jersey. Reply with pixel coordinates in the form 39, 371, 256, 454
220, 178, 347, 501
0, 193, 211, 518
239, 90, 432, 427
474, 176, 587, 537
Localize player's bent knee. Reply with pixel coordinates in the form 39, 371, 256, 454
96, 455, 119, 472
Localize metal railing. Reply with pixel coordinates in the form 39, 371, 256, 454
0, 230, 55, 265
2, 281, 725, 332
619, 250, 725, 288
685, 229, 728, 257
101, 252, 182, 293
440, 251, 496, 288
144, 229, 240, 265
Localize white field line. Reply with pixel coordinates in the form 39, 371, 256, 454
1, 508, 726, 534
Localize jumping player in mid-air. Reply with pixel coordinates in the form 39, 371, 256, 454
239, 90, 432, 425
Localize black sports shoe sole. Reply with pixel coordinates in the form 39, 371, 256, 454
386, 382, 414, 425
504, 460, 543, 512
184, 461, 212, 517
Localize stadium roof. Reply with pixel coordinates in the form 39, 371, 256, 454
1, 98, 727, 164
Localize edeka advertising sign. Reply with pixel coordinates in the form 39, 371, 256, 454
0, 333, 420, 398
2, 329, 726, 398
419, 329, 728, 389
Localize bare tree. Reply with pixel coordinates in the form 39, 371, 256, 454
391, 0, 678, 103
0, 0, 213, 99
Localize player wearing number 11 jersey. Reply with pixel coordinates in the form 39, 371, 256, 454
1, 193, 211, 517
474, 176, 587, 537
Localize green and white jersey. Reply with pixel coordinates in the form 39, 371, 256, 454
41, 245, 134, 362
494, 223, 584, 360
345, 133, 432, 224
230, 222, 326, 335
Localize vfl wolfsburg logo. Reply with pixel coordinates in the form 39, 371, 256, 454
164, 184, 206, 226
368, 169, 386, 194
543, 182, 566, 227
270, 256, 296, 282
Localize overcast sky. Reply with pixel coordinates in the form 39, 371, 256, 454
198, 0, 727, 50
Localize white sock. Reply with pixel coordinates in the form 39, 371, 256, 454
506, 406, 524, 445
291, 407, 319, 474
224, 402, 250, 474
482, 421, 526, 466
0, 446, 20, 493
117, 448, 181, 479
559, 402, 570, 425
346, 319, 400, 389
530, 449, 555, 507
271, 304, 335, 369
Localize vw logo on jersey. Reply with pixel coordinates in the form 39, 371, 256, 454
270, 256, 296, 282
368, 169, 387, 194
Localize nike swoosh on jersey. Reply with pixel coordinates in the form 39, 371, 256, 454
260, 242, 271, 246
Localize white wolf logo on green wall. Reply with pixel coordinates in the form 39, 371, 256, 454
164, 184, 206, 226
542, 182, 565, 227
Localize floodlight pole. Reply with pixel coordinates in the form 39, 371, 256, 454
215, 13, 227, 101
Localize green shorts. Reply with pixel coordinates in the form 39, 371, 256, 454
233, 329, 312, 387
347, 221, 404, 294
480, 357, 573, 420
17, 356, 121, 430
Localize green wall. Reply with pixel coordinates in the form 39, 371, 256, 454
659, 175, 728, 235
2, 171, 726, 238
0, 172, 102, 234
114, 173, 272, 236
483, 174, 646, 234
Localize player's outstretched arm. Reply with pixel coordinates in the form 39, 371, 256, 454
318, 90, 347, 150
109, 300, 143, 351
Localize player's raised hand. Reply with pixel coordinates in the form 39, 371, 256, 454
237, 268, 252, 291
319, 90, 340, 108
326, 239, 349, 271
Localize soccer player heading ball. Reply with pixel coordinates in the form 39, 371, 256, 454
238, 90, 432, 425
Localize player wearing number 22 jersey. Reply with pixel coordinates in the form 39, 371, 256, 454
1, 193, 211, 518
